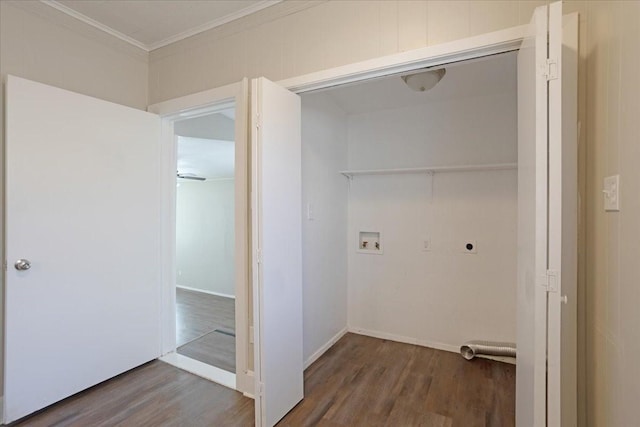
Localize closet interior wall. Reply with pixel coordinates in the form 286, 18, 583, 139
301, 53, 518, 355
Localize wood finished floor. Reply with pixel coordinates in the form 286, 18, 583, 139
176, 288, 235, 373
13, 333, 514, 427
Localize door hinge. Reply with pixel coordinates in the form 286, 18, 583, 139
255, 112, 261, 129
544, 269, 559, 293
544, 58, 558, 81
258, 382, 265, 397
3, 260, 7, 271
256, 248, 262, 264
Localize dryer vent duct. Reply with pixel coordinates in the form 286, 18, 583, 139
460, 341, 516, 360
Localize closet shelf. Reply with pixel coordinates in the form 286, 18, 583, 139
340, 163, 517, 178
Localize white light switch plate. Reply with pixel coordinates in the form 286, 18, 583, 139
603, 175, 620, 211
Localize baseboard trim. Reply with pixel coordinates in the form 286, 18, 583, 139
160, 352, 237, 390
176, 285, 235, 299
242, 370, 255, 399
304, 327, 348, 370
347, 327, 516, 365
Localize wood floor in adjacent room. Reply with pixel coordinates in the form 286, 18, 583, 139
176, 287, 236, 372
13, 333, 515, 427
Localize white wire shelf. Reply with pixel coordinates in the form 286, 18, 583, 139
340, 162, 517, 178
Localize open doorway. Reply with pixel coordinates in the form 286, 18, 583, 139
174, 109, 237, 374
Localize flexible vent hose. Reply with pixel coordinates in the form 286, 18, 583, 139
460, 341, 516, 360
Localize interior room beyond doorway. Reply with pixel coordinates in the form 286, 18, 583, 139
174, 109, 237, 375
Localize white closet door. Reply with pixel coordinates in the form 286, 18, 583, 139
251, 77, 303, 427
516, 4, 549, 427
4, 76, 162, 423
547, 3, 579, 425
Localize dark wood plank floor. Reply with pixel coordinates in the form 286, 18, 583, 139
13, 333, 514, 427
176, 288, 235, 372
278, 333, 515, 427
11, 360, 254, 427
178, 329, 236, 372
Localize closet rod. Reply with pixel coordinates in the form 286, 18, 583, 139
340, 162, 517, 178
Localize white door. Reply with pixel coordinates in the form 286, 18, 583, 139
251, 77, 303, 427
516, 4, 549, 425
517, 2, 578, 426
4, 76, 162, 423
547, 3, 578, 426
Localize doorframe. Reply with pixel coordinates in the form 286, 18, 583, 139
148, 80, 253, 396
277, 24, 526, 94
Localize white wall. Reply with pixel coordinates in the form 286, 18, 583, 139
176, 180, 235, 297
301, 93, 349, 364
148, 0, 548, 104
347, 91, 517, 351
583, 3, 640, 426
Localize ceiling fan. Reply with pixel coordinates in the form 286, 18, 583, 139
176, 171, 206, 181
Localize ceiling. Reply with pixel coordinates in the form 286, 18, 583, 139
324, 51, 517, 115
176, 110, 235, 180
177, 137, 235, 180
174, 109, 235, 141
47, 0, 281, 51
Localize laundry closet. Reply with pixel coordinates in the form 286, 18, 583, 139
299, 52, 518, 355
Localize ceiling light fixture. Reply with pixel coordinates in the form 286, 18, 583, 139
401, 68, 446, 92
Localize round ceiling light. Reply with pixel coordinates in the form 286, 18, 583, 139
401, 68, 446, 92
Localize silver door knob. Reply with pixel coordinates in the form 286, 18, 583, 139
14, 259, 31, 271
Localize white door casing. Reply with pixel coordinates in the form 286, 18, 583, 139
251, 77, 303, 427
149, 80, 253, 396
4, 76, 162, 423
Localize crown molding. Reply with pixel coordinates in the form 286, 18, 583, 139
40, 0, 149, 50
147, 1, 282, 51
39, 0, 282, 52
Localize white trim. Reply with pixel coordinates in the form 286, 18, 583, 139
1, 396, 4, 425
160, 352, 236, 390
242, 370, 255, 399
278, 24, 527, 94
148, 83, 239, 117
40, 0, 282, 52
147, 1, 282, 51
303, 327, 348, 370
347, 327, 516, 365
340, 163, 517, 179
156, 80, 253, 397
40, 1, 149, 51
176, 284, 235, 300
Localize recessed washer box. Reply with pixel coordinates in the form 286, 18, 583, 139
358, 231, 383, 254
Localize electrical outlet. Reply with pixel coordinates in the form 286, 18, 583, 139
422, 238, 431, 251
603, 175, 620, 211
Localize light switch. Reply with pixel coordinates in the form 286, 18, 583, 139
603, 175, 620, 212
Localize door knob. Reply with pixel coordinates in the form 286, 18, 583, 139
14, 259, 31, 271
